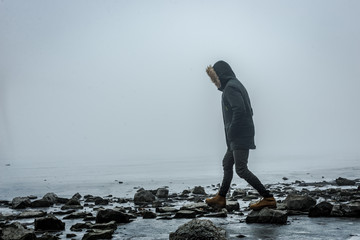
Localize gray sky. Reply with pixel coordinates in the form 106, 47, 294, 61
1, 0, 360, 165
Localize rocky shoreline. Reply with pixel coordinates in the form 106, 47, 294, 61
0, 177, 359, 239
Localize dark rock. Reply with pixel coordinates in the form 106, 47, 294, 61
341, 202, 360, 217
246, 208, 288, 224
11, 197, 31, 209
72, 193, 82, 200
34, 214, 65, 231
156, 188, 169, 198
336, 177, 356, 186
66, 234, 77, 238
63, 211, 92, 219
309, 202, 333, 217
174, 210, 197, 218
96, 209, 130, 223
169, 219, 226, 240
282, 177, 289, 181
70, 223, 88, 232
330, 205, 344, 217
37, 233, 60, 240
284, 194, 316, 211
226, 201, 240, 212
192, 186, 206, 195
31, 199, 52, 208
232, 189, 247, 198
94, 197, 109, 205
82, 229, 114, 240
134, 190, 155, 205
1, 222, 36, 240
17, 210, 47, 219
156, 207, 178, 213
43, 193, 58, 204
61, 198, 83, 210
204, 209, 228, 218
142, 211, 157, 219
89, 221, 117, 230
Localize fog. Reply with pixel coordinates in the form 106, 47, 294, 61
1, 0, 360, 169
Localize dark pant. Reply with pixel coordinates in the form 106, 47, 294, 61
218, 149, 271, 198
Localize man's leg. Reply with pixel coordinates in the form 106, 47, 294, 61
233, 149, 272, 198
205, 149, 234, 208
218, 150, 235, 197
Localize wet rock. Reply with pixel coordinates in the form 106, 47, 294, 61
246, 208, 288, 224
156, 207, 178, 213
37, 233, 60, 240
70, 223, 88, 232
181, 202, 208, 211
43, 193, 58, 204
89, 221, 117, 230
72, 193, 82, 200
1, 222, 36, 240
66, 234, 77, 238
330, 205, 344, 217
82, 229, 114, 240
192, 186, 206, 195
341, 202, 360, 217
282, 177, 289, 181
31, 199, 52, 208
96, 209, 131, 223
174, 210, 196, 218
309, 202, 333, 217
63, 211, 92, 219
226, 201, 240, 212
96, 198, 109, 206
232, 189, 247, 198
17, 210, 47, 219
284, 194, 316, 211
34, 214, 65, 231
169, 219, 226, 240
61, 198, 83, 210
204, 209, 228, 218
142, 210, 157, 219
134, 190, 155, 205
336, 177, 356, 186
156, 188, 169, 198
11, 197, 31, 209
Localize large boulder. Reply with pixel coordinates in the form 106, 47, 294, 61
169, 219, 226, 240
134, 190, 155, 205
96, 209, 130, 223
309, 202, 333, 217
1, 222, 36, 240
34, 215, 65, 231
246, 208, 288, 224
284, 194, 316, 211
335, 177, 356, 186
341, 202, 360, 217
11, 197, 31, 209
42, 193, 58, 204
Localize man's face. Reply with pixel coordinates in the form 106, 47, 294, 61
206, 66, 221, 89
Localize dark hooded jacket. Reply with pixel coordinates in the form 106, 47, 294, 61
213, 60, 256, 150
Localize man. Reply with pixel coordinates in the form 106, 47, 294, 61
205, 60, 276, 210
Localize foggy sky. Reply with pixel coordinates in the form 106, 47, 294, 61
1, 0, 360, 166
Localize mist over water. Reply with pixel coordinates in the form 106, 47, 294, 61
1, 1, 360, 197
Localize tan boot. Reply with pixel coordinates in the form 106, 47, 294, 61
249, 197, 277, 210
205, 194, 226, 209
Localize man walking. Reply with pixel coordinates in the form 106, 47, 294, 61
205, 60, 276, 210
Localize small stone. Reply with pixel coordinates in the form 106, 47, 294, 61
17, 210, 47, 219
43, 193, 58, 204
309, 202, 333, 217
31, 199, 52, 208
156, 207, 178, 213
282, 177, 289, 181
192, 186, 206, 195
226, 201, 240, 212
174, 210, 196, 218
82, 229, 114, 240
143, 211, 157, 219
134, 190, 155, 205
284, 194, 316, 211
1, 222, 36, 240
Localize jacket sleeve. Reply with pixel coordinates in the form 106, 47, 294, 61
225, 86, 246, 140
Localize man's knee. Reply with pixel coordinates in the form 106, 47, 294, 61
236, 167, 249, 178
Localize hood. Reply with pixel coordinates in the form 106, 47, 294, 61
213, 60, 236, 91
